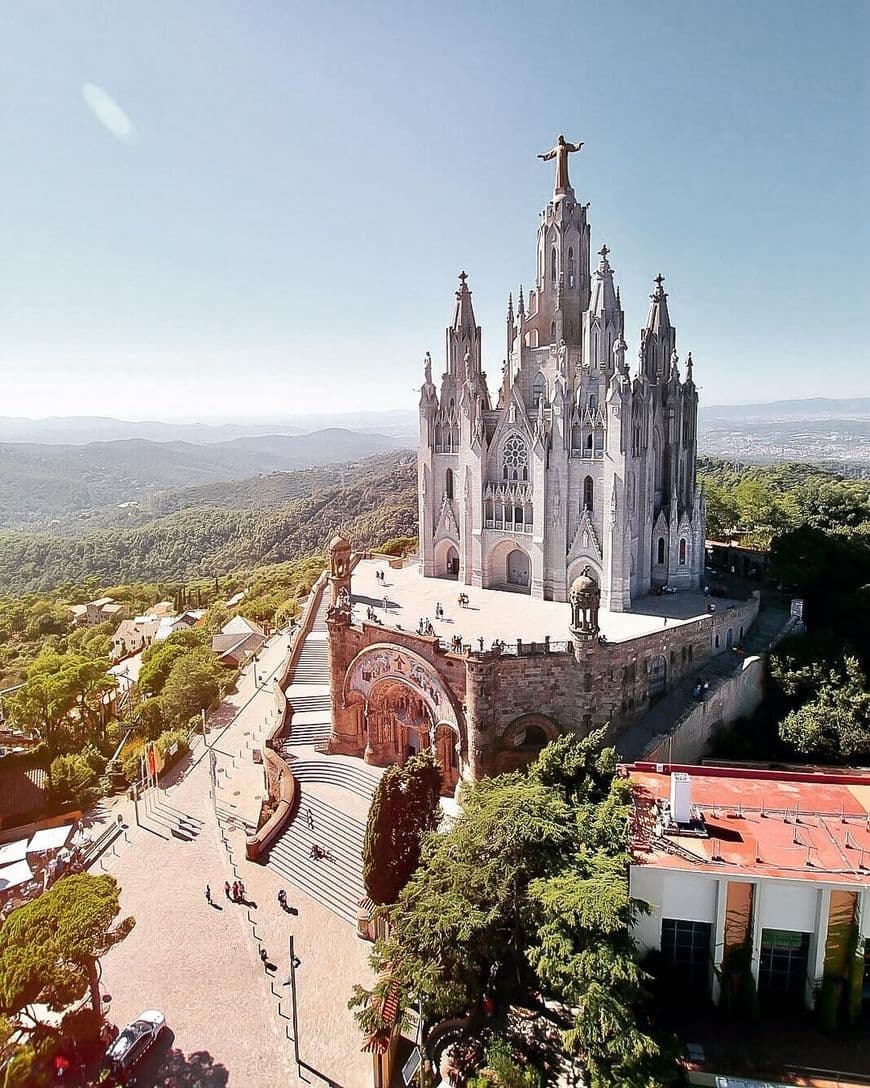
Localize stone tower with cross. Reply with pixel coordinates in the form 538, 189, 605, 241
418, 140, 705, 609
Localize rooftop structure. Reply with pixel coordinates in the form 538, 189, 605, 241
625, 761, 870, 1012
627, 761, 870, 887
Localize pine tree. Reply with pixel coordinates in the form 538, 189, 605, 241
362, 751, 441, 905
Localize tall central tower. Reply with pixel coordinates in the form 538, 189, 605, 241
418, 140, 705, 609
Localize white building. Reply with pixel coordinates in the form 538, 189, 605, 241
625, 762, 870, 1013
418, 137, 704, 611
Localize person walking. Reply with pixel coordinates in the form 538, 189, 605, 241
232, 880, 239, 902
238, 880, 246, 901
224, 881, 231, 900
205, 885, 212, 905
306, 807, 314, 831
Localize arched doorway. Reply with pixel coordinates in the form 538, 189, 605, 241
506, 548, 530, 591
343, 644, 464, 794
368, 679, 432, 763
649, 655, 667, 701
434, 538, 460, 580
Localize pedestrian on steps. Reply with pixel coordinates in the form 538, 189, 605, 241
224, 881, 231, 900
205, 885, 212, 905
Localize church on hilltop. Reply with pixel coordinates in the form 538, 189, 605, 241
323, 140, 757, 796
418, 134, 705, 610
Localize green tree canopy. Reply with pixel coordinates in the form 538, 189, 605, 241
0, 874, 134, 1029
160, 648, 225, 727
351, 734, 671, 1086
362, 751, 442, 905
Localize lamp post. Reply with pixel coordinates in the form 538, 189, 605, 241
252, 654, 259, 687
288, 934, 300, 1070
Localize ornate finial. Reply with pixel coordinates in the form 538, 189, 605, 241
598, 244, 610, 262
537, 134, 584, 195
653, 273, 665, 293
507, 292, 514, 320
517, 285, 525, 315
458, 270, 468, 287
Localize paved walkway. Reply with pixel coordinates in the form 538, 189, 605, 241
93, 622, 374, 1088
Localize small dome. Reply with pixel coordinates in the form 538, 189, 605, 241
569, 570, 600, 597
328, 534, 350, 552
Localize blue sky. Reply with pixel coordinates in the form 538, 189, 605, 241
0, 0, 867, 419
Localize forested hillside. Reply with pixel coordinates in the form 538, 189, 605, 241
0, 454, 417, 594
0, 428, 404, 525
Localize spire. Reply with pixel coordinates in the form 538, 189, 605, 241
517, 284, 525, 317
640, 273, 677, 383
507, 292, 514, 323
451, 271, 476, 338
589, 243, 618, 317
646, 273, 672, 334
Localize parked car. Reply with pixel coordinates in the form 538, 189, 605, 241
105, 1009, 165, 1073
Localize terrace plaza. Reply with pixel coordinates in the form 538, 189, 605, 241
350, 555, 739, 647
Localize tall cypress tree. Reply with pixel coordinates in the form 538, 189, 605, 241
362, 751, 441, 905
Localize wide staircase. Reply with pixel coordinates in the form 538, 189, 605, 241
266, 593, 383, 924
266, 794, 367, 925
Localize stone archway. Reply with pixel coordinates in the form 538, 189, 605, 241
486, 539, 532, 593
342, 643, 464, 795
495, 713, 560, 773
434, 537, 460, 580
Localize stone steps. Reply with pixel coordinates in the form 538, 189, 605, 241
265, 794, 366, 925
280, 757, 381, 801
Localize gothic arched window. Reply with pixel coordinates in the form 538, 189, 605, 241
445, 468, 454, 500
657, 537, 665, 564
679, 538, 687, 564
583, 476, 594, 511
567, 247, 575, 288
551, 246, 557, 283
532, 372, 546, 409
502, 435, 528, 483
588, 393, 598, 410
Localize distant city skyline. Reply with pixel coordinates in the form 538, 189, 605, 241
1, 0, 867, 419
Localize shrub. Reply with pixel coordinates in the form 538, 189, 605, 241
155, 728, 190, 769
137, 696, 165, 739
50, 753, 95, 804
120, 739, 145, 784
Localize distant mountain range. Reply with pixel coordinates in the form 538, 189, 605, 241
701, 398, 870, 422
0, 411, 417, 445
0, 429, 407, 526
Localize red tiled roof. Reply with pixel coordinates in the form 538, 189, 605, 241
0, 762, 49, 829
623, 762, 870, 886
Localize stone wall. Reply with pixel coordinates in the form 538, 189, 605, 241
467, 618, 713, 776
642, 653, 766, 764
327, 588, 720, 781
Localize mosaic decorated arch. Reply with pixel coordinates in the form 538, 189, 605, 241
342, 644, 464, 794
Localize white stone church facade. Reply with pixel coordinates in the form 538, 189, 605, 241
418, 140, 705, 610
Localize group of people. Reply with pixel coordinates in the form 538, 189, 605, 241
457, 592, 470, 608
224, 879, 247, 903
375, 569, 388, 585
417, 617, 435, 636
365, 604, 383, 623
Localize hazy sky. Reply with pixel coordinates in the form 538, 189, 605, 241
1, 0, 867, 420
